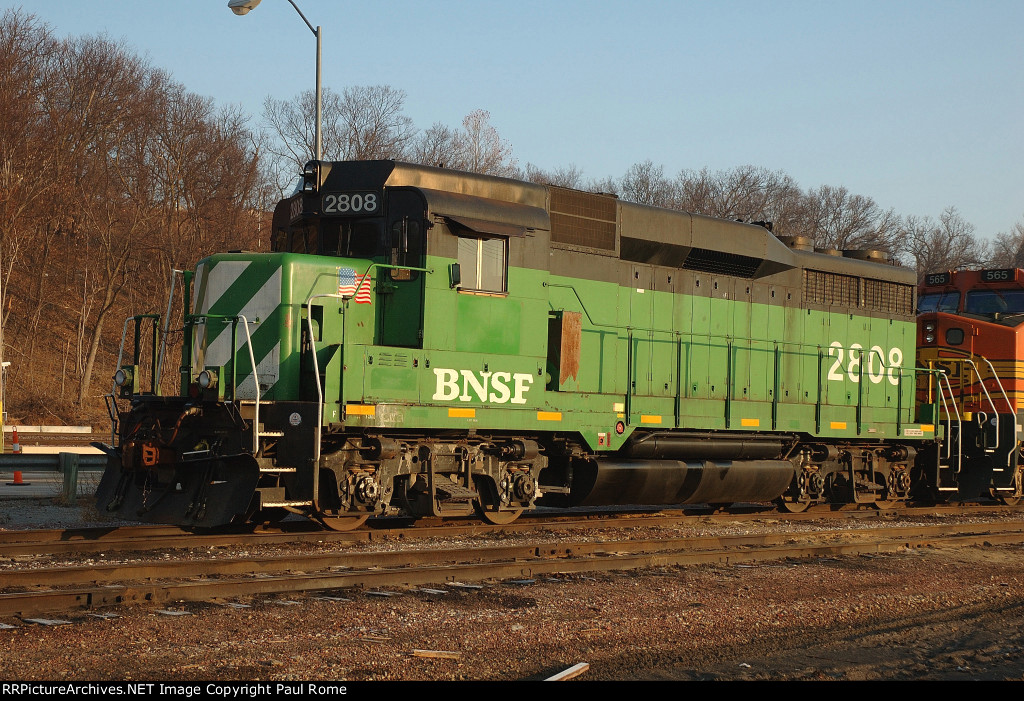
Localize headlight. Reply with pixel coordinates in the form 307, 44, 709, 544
114, 368, 132, 387
302, 161, 321, 193
198, 370, 217, 389
924, 333, 936, 343
923, 322, 936, 333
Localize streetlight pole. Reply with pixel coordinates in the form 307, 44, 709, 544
228, 0, 322, 161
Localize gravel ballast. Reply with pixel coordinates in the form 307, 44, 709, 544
3, 498, 1024, 681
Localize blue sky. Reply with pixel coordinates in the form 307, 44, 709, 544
8, 0, 1024, 238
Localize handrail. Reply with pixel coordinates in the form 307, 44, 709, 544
305, 292, 345, 511
936, 371, 962, 482
978, 356, 1017, 468
109, 314, 162, 443
236, 315, 260, 454
930, 356, 1015, 460
961, 360, 1001, 454
189, 313, 261, 454
155, 269, 184, 391
353, 262, 432, 292
111, 317, 133, 397
544, 283, 621, 329
977, 356, 1016, 418
679, 336, 909, 429
109, 316, 135, 446
618, 325, 913, 429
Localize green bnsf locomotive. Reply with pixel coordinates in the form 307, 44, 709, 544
96, 160, 941, 529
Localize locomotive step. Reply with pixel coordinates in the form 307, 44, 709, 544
434, 482, 479, 502
261, 500, 313, 508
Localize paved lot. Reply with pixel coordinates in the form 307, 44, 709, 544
0, 470, 100, 499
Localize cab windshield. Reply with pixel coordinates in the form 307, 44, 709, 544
318, 219, 385, 258
964, 289, 1024, 315
917, 291, 960, 313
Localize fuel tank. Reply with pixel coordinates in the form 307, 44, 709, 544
551, 457, 795, 506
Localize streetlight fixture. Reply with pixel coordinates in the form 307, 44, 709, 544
228, 0, 323, 161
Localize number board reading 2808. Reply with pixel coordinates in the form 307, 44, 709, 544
321, 191, 381, 215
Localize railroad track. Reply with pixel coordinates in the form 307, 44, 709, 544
5, 432, 108, 448
3, 514, 1024, 620
0, 502, 1013, 557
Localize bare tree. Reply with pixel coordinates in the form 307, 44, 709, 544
0, 13, 267, 421
410, 122, 464, 169
263, 87, 342, 172
339, 85, 416, 161
458, 109, 518, 177
0, 10, 60, 387
799, 185, 901, 252
675, 165, 805, 232
620, 160, 677, 207
989, 218, 1024, 268
263, 84, 415, 185
902, 207, 988, 282
585, 175, 621, 197
406, 109, 520, 178
523, 163, 585, 189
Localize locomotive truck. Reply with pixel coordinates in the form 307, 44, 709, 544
97, 159, 959, 529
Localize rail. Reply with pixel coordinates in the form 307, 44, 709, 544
6, 520, 1024, 619
0, 453, 102, 505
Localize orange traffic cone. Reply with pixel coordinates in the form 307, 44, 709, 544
11, 428, 20, 455
6, 470, 29, 486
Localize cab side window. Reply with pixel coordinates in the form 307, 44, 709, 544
458, 236, 507, 293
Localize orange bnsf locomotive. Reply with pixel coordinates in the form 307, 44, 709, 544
917, 268, 1024, 503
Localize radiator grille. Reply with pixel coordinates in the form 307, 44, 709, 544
682, 248, 762, 278
804, 270, 914, 314
550, 187, 617, 250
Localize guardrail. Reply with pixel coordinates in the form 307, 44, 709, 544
2, 426, 93, 434
0, 454, 106, 472
0, 452, 107, 504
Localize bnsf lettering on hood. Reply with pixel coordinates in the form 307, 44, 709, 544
432, 368, 534, 404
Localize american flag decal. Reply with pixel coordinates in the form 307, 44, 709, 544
337, 267, 372, 304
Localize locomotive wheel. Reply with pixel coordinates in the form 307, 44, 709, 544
995, 466, 1024, 505
474, 504, 523, 525
776, 498, 811, 513
316, 514, 370, 531
873, 499, 900, 510
471, 473, 524, 524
